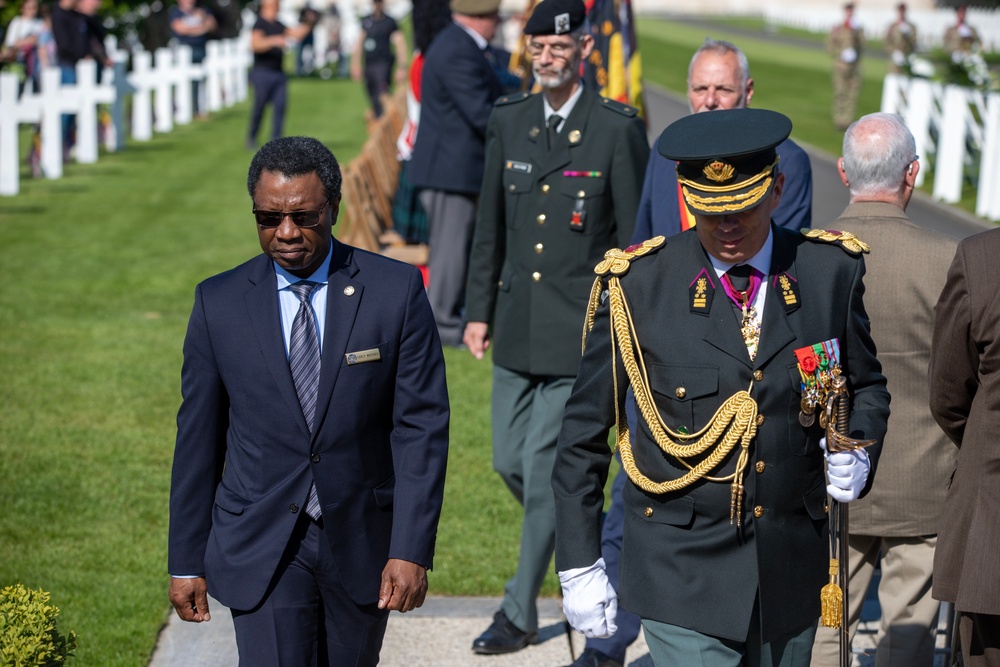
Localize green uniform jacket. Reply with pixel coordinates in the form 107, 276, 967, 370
465, 86, 649, 377
552, 227, 890, 643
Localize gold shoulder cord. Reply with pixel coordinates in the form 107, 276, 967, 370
584, 238, 759, 523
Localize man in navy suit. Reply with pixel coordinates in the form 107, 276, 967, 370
408, 0, 504, 346
631, 39, 813, 244
167, 136, 450, 666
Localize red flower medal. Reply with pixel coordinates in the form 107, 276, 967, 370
794, 339, 842, 427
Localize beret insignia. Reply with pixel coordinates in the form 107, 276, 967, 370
703, 160, 736, 183
801, 228, 871, 255
595, 236, 666, 276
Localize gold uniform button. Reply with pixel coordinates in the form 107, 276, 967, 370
509, 184, 516, 192
753, 370, 764, 381
532, 272, 541, 282
535, 243, 544, 254
756, 414, 765, 426
498, 279, 504, 287
753, 505, 764, 518
542, 184, 550, 193
577, 190, 586, 198
675, 387, 686, 399
755, 461, 766, 473
644, 507, 653, 517
537, 214, 546, 224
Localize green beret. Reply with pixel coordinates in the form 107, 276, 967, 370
657, 108, 792, 216
450, 0, 500, 17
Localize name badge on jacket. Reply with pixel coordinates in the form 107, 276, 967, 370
345, 348, 381, 365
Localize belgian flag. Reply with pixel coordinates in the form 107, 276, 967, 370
582, 0, 645, 121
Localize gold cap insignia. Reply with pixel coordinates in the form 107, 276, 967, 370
703, 160, 736, 183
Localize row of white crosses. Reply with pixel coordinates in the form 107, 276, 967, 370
0, 34, 251, 196
881, 72, 1000, 221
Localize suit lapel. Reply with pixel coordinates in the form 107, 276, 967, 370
312, 241, 361, 439
753, 228, 797, 369
244, 256, 312, 437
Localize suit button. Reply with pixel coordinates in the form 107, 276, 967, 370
755, 461, 766, 473
311, 453, 321, 463
756, 414, 765, 426
290, 503, 299, 513
535, 243, 544, 254
542, 184, 550, 193
753, 370, 764, 381
537, 214, 546, 224
532, 272, 542, 282
644, 507, 653, 517
753, 505, 764, 518
675, 386, 686, 398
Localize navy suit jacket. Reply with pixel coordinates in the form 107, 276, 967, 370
632, 137, 813, 244
168, 239, 450, 612
408, 22, 503, 195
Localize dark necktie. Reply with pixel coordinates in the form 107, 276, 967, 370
727, 263, 753, 295
547, 114, 563, 150
289, 281, 323, 519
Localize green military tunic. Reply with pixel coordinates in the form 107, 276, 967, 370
885, 19, 917, 74
827, 22, 865, 130
465, 86, 649, 377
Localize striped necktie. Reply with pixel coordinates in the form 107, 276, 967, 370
289, 281, 323, 519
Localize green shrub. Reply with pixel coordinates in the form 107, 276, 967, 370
0, 584, 78, 666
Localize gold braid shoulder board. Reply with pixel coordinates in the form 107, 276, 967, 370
583, 234, 758, 523
800, 228, 871, 255
583, 236, 667, 353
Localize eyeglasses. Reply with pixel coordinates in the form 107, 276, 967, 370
252, 199, 330, 228
526, 40, 577, 59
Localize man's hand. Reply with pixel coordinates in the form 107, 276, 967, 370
378, 559, 427, 612
820, 436, 871, 502
169, 577, 211, 622
463, 322, 490, 359
558, 558, 618, 638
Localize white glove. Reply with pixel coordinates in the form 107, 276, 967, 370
820, 436, 871, 503
558, 557, 618, 638
840, 47, 858, 63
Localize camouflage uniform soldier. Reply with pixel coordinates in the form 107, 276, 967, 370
827, 3, 864, 131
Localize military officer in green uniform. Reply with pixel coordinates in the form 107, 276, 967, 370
885, 3, 916, 74
827, 3, 865, 130
463, 0, 648, 655
552, 108, 890, 666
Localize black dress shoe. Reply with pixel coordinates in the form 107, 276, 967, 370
471, 609, 538, 655
562, 648, 624, 667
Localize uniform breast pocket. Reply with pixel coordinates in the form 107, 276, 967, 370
557, 177, 608, 234
647, 364, 719, 434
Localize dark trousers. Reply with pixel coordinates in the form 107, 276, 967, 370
248, 67, 287, 143
231, 515, 389, 667
583, 459, 643, 664
419, 189, 476, 347
364, 60, 392, 118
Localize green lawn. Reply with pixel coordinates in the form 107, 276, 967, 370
0, 15, 982, 665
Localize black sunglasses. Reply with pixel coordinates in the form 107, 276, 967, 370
252, 199, 331, 228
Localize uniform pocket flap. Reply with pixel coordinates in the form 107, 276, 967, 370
650, 364, 719, 403
628, 494, 695, 527
373, 476, 395, 509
